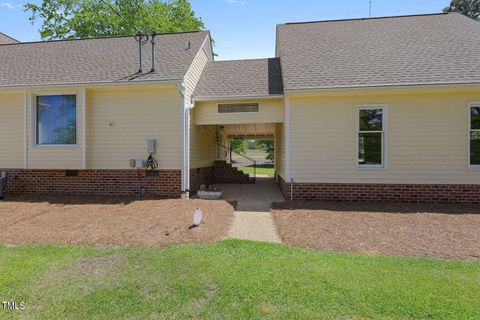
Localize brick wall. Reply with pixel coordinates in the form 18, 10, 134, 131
278, 176, 480, 204
213, 161, 254, 184
1, 169, 181, 197
190, 166, 214, 196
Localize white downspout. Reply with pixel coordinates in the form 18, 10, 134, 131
179, 82, 191, 199
180, 82, 196, 199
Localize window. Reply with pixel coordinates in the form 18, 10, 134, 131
218, 103, 259, 113
357, 106, 385, 168
36, 95, 77, 145
469, 104, 480, 166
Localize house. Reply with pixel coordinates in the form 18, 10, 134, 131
1, 12, 480, 203
0, 32, 19, 44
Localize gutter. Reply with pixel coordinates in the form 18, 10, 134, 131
284, 81, 480, 94
0, 79, 180, 92
193, 94, 284, 102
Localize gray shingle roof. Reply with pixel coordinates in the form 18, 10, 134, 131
0, 31, 209, 88
277, 12, 480, 90
0, 32, 19, 44
194, 58, 283, 99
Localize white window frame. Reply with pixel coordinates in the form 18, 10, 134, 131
468, 102, 480, 170
356, 104, 387, 169
32, 92, 79, 148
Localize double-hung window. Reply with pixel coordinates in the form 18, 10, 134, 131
357, 106, 386, 168
36, 95, 77, 145
469, 103, 480, 167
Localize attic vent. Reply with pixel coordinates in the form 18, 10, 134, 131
218, 103, 259, 113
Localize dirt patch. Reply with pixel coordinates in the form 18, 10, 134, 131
0, 195, 234, 247
272, 201, 480, 260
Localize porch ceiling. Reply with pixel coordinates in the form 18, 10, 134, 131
221, 123, 275, 139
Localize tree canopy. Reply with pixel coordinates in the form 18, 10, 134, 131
25, 0, 205, 40
443, 0, 480, 20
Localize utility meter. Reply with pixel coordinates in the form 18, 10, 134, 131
148, 139, 156, 154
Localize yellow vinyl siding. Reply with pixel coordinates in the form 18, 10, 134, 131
27, 90, 83, 169
87, 87, 181, 169
186, 36, 215, 169
289, 91, 480, 184
190, 111, 216, 169
0, 93, 23, 168
194, 98, 284, 125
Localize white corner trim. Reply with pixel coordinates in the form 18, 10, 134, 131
23, 90, 28, 169
284, 94, 291, 181
80, 88, 87, 169
356, 104, 388, 170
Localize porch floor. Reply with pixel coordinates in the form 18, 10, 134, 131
213, 177, 285, 212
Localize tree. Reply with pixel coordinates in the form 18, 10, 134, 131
25, 0, 204, 40
229, 139, 247, 154
254, 140, 274, 161
443, 0, 480, 20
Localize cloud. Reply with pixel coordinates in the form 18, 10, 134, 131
227, 0, 245, 5
0, 2, 22, 10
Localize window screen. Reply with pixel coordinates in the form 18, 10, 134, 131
36, 95, 77, 145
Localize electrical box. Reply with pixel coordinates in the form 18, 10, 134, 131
136, 158, 145, 168
148, 139, 156, 154
129, 159, 136, 168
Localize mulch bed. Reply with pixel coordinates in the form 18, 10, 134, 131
272, 201, 480, 260
0, 195, 234, 247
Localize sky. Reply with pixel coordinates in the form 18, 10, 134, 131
0, 0, 451, 60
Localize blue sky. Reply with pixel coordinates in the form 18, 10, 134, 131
0, 0, 451, 60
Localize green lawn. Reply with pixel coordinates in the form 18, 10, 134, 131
1, 240, 479, 319
238, 166, 275, 175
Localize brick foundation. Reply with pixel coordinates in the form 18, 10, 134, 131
278, 176, 480, 204
1, 169, 181, 197
189, 166, 215, 196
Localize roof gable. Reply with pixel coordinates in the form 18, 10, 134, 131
194, 58, 283, 99
0, 32, 19, 44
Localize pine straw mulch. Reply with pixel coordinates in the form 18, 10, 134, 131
272, 201, 480, 260
0, 194, 234, 247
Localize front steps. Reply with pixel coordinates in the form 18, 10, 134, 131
214, 161, 254, 184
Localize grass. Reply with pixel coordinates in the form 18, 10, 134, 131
1, 240, 479, 319
238, 166, 275, 175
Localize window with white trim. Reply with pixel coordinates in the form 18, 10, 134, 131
357, 106, 385, 168
36, 95, 77, 145
469, 104, 480, 166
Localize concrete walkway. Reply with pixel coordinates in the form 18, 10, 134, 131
213, 178, 284, 243
228, 211, 282, 243
214, 178, 285, 211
